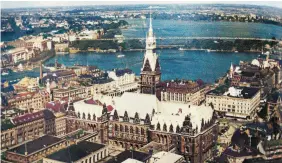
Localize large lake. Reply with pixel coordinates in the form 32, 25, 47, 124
3, 20, 282, 83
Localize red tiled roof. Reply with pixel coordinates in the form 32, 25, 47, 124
84, 99, 103, 106
95, 100, 103, 106
84, 99, 96, 104
12, 111, 44, 125
45, 101, 67, 112
107, 105, 114, 112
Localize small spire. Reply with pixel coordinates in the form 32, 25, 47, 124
149, 6, 153, 33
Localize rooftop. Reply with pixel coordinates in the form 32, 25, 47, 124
162, 79, 205, 93
46, 141, 105, 162
92, 74, 113, 84
114, 68, 133, 77
106, 150, 151, 163
12, 110, 44, 126
151, 151, 184, 163
9, 135, 63, 155
208, 86, 260, 99
222, 146, 260, 158
243, 157, 282, 163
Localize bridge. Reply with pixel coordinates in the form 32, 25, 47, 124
92, 37, 280, 42
157, 45, 184, 49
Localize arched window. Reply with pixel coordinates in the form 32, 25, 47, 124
82, 113, 86, 119
77, 112, 81, 118
163, 123, 167, 132
115, 124, 118, 131
130, 126, 133, 133
93, 114, 96, 121
120, 125, 123, 132
135, 127, 139, 134
141, 128, 145, 135
125, 126, 129, 132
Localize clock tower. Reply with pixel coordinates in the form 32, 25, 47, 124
140, 10, 161, 95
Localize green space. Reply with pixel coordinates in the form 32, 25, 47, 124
183, 39, 278, 52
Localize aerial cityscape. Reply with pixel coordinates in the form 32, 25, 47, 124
1, 1, 282, 163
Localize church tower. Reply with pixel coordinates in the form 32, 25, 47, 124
140, 9, 161, 94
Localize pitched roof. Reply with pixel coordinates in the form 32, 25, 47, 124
106, 150, 151, 163
9, 135, 63, 155
12, 111, 44, 125
46, 141, 105, 162
115, 68, 133, 77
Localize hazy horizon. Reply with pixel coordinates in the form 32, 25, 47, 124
1, 1, 282, 9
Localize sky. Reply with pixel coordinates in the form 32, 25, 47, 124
1, 1, 282, 9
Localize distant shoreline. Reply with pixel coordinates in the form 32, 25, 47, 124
57, 48, 262, 53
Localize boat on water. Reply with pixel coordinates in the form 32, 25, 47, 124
235, 51, 238, 53
117, 54, 125, 58
207, 49, 211, 52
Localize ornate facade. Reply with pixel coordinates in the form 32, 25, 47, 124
150, 114, 218, 163
108, 110, 151, 149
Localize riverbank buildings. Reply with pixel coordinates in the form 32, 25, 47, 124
206, 86, 260, 119
70, 13, 218, 163
229, 56, 281, 96
1, 11, 218, 163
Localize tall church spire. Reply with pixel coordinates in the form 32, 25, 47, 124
140, 6, 161, 95
149, 6, 153, 35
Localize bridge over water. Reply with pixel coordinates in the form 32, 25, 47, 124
94, 37, 280, 42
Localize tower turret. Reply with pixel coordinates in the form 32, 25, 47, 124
140, 7, 161, 95
229, 62, 233, 79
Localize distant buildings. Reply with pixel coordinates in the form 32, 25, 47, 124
217, 120, 282, 162
92, 69, 138, 96
8, 47, 32, 63
229, 57, 281, 96
7, 90, 50, 112
52, 86, 92, 100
